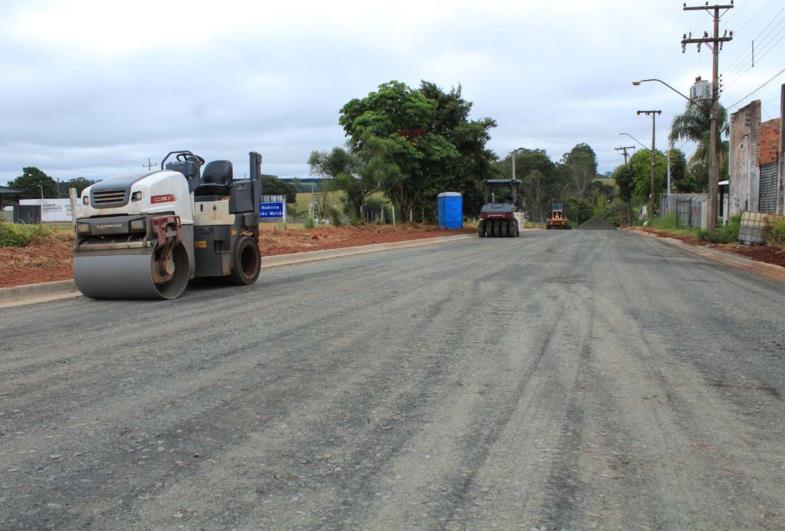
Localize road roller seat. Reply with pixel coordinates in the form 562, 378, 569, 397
196, 160, 233, 197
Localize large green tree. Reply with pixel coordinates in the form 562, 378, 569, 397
627, 149, 668, 203
561, 143, 598, 199
8, 167, 58, 199
338, 80, 496, 219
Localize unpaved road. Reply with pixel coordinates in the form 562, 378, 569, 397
1, 230, 784, 529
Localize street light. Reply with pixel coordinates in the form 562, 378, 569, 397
632, 78, 708, 220
618, 132, 649, 151
632, 78, 700, 106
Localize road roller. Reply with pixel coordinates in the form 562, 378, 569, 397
73, 150, 263, 299
477, 178, 525, 238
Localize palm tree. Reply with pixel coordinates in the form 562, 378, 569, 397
669, 101, 729, 190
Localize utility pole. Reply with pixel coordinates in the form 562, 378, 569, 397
682, 1, 733, 231
142, 158, 157, 171
637, 110, 662, 221
614, 146, 636, 165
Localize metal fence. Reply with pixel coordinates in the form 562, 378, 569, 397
660, 193, 707, 228
759, 161, 778, 214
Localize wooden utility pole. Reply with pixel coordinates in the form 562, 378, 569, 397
142, 158, 157, 171
637, 110, 662, 221
682, 2, 734, 231
614, 146, 636, 165
779, 83, 785, 214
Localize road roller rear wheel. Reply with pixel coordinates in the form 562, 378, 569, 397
154, 242, 190, 299
229, 237, 261, 285
478, 220, 486, 237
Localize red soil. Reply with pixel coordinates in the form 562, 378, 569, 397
0, 224, 472, 288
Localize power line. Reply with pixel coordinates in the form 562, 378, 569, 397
735, 0, 776, 33
727, 65, 785, 109
724, 17, 785, 87
753, 22, 785, 63
722, 0, 748, 23
723, 4, 785, 78
724, 19, 785, 88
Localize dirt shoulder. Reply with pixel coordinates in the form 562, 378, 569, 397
628, 226, 785, 269
0, 224, 474, 288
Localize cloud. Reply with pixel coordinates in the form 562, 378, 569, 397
1, 0, 781, 184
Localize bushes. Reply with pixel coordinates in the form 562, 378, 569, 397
697, 214, 741, 244
768, 219, 785, 247
0, 221, 51, 247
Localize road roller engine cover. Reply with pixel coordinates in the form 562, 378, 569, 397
73, 150, 263, 299
478, 178, 526, 238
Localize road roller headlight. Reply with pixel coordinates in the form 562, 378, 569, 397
131, 191, 143, 202
77, 223, 90, 235
82, 195, 89, 206
130, 219, 145, 231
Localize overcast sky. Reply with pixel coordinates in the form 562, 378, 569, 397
1, 0, 783, 185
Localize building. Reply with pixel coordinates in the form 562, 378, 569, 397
0, 186, 22, 209
728, 84, 785, 217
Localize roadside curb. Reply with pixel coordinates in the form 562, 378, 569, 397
628, 229, 785, 284
0, 279, 77, 305
0, 234, 473, 308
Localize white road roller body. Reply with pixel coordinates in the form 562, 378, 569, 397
73, 151, 263, 300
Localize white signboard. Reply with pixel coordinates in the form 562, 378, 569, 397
20, 198, 79, 222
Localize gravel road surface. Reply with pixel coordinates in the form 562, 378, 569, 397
1, 230, 784, 529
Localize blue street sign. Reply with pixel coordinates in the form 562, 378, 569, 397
259, 202, 284, 219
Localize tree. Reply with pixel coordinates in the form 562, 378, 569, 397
59, 177, 96, 197
338, 80, 496, 219
498, 148, 561, 222
612, 164, 636, 203
8, 167, 58, 199
261, 174, 297, 203
627, 149, 667, 203
561, 143, 598, 199
566, 198, 593, 225
308, 145, 392, 221
669, 101, 729, 190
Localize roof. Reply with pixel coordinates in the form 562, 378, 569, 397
483, 179, 521, 186
0, 186, 21, 195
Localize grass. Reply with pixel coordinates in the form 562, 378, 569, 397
698, 214, 741, 244
767, 218, 785, 248
0, 221, 52, 247
649, 212, 682, 230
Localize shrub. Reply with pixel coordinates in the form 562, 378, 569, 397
327, 206, 343, 226
697, 215, 741, 244
768, 219, 785, 247
303, 215, 315, 229
0, 221, 51, 247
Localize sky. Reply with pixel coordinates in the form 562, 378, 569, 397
1, 0, 783, 185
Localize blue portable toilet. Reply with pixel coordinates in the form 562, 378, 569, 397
437, 192, 463, 229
